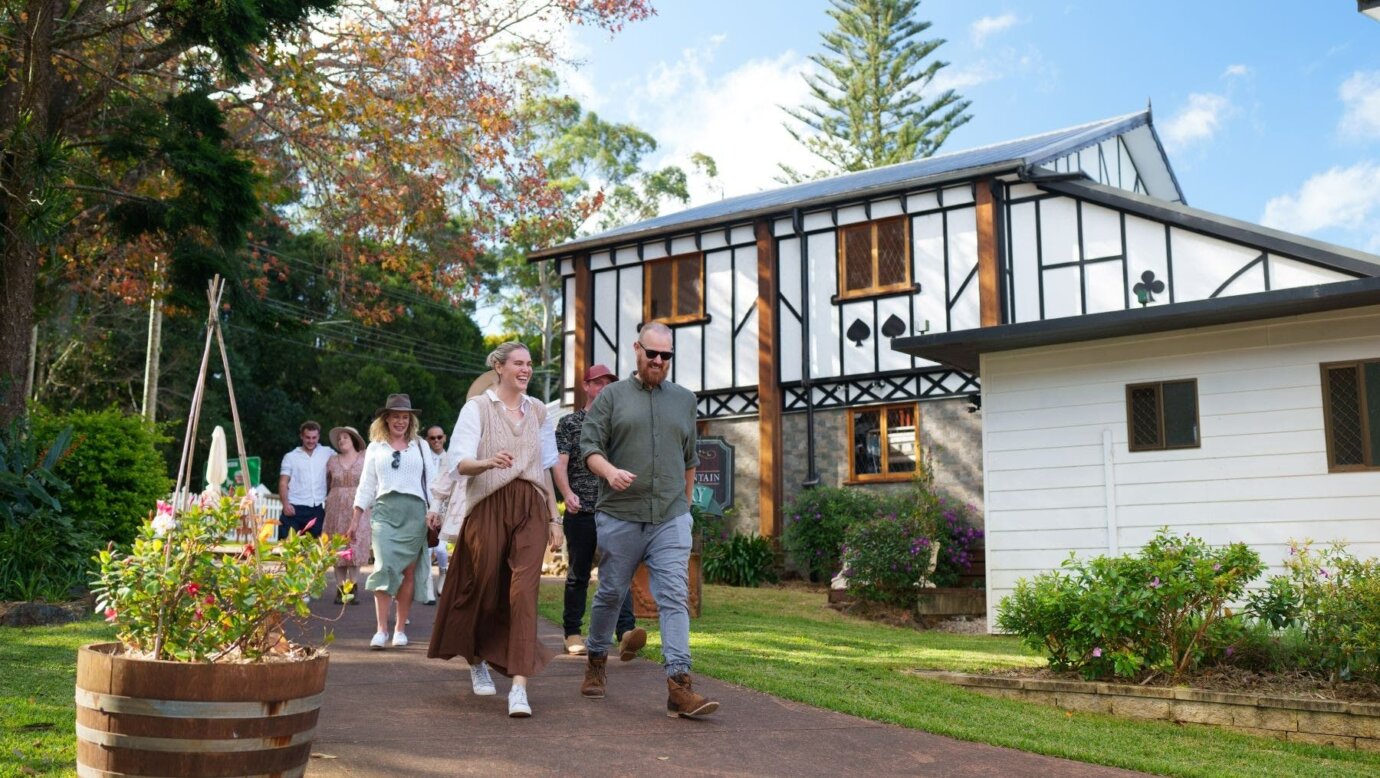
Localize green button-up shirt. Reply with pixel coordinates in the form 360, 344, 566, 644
579, 374, 699, 524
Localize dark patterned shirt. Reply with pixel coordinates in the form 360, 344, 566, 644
556, 409, 601, 513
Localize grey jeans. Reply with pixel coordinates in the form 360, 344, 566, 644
587, 510, 693, 676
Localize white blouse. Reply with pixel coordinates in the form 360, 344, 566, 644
448, 390, 558, 469
354, 439, 431, 510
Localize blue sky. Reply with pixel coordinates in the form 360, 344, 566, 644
560, 1, 1380, 254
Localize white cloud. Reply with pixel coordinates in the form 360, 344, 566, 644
1261, 162, 1380, 250
1222, 64, 1250, 79
1161, 93, 1231, 153
1339, 70, 1380, 140
971, 13, 1020, 47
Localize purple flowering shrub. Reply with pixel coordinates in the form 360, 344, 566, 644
996, 530, 1262, 681
781, 487, 877, 580
839, 513, 936, 608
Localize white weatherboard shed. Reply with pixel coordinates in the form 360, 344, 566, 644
532, 106, 1380, 594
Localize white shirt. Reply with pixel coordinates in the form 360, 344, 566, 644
281, 445, 334, 506
425, 446, 451, 478
354, 439, 431, 510
449, 390, 558, 469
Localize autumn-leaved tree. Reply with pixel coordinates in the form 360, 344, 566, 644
779, 0, 971, 182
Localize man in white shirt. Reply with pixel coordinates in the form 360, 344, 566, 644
423, 425, 452, 598
278, 421, 334, 539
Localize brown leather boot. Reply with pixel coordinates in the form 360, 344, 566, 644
666, 673, 719, 718
581, 655, 607, 699
617, 627, 647, 662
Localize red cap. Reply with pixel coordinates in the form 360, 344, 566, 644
583, 364, 616, 384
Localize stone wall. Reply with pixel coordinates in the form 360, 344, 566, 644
700, 416, 762, 536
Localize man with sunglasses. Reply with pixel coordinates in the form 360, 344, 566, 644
577, 322, 719, 718
422, 426, 452, 599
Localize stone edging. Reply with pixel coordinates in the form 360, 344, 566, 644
914, 670, 1380, 751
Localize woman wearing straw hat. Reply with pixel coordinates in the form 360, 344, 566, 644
428, 341, 563, 718
353, 394, 431, 649
324, 425, 369, 604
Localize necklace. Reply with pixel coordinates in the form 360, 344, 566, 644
500, 396, 523, 412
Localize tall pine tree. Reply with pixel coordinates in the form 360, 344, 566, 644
780, 0, 972, 181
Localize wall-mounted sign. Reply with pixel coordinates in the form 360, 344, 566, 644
693, 437, 734, 516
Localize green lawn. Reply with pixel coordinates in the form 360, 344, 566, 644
0, 617, 115, 778
540, 582, 1380, 778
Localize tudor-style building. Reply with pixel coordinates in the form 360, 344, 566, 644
528, 108, 1375, 542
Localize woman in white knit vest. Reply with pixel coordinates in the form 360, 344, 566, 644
427, 342, 563, 718
353, 394, 432, 650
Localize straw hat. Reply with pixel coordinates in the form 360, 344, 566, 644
374, 393, 422, 417
328, 426, 365, 453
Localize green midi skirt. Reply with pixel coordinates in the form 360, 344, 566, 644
365, 492, 428, 599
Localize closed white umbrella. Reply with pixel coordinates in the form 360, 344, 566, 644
204, 426, 228, 497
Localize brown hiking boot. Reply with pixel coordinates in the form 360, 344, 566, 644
666, 673, 719, 718
581, 655, 607, 699
618, 627, 647, 661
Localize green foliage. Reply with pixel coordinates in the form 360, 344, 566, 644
841, 512, 935, 607
996, 530, 1263, 680
32, 407, 171, 548
782, 486, 876, 580
1261, 541, 1380, 682
91, 495, 347, 661
702, 533, 779, 588
0, 418, 90, 601
780, 0, 972, 181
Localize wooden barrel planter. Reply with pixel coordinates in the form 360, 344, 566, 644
75, 642, 328, 778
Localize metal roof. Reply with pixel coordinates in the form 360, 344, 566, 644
529, 109, 1157, 261
892, 276, 1380, 374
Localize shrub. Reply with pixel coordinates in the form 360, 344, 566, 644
702, 533, 778, 587
840, 513, 935, 607
0, 418, 90, 601
996, 530, 1263, 680
781, 486, 874, 580
32, 407, 171, 547
1266, 541, 1380, 682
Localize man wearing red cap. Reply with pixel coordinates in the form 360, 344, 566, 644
553, 363, 639, 657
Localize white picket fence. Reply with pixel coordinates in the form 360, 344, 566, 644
167, 491, 284, 543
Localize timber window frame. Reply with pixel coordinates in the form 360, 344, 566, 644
1321, 359, 1380, 472
846, 402, 921, 482
643, 252, 706, 325
836, 215, 913, 300
1126, 379, 1200, 452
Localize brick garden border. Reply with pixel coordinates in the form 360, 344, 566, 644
914, 671, 1380, 750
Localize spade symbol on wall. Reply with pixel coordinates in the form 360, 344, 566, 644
846, 318, 872, 347
880, 314, 906, 338
1132, 270, 1166, 306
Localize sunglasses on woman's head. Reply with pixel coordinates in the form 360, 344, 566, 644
391, 450, 401, 469
637, 342, 674, 361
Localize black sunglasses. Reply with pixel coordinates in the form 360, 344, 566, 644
391, 450, 401, 469
637, 342, 674, 362
426, 435, 445, 441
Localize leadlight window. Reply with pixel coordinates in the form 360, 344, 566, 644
848, 402, 920, 481
1126, 379, 1199, 452
644, 252, 704, 324
1321, 360, 1380, 471
837, 215, 911, 299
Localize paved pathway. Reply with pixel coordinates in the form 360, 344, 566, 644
304, 578, 1145, 777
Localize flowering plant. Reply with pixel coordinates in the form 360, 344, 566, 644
90, 494, 350, 662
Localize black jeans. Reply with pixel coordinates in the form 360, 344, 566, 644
563, 511, 635, 639
281, 505, 326, 539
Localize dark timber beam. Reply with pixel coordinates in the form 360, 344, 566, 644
573, 253, 591, 408
755, 219, 783, 538
976, 178, 1002, 327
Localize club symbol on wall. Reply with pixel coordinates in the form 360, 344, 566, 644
846, 318, 872, 347
880, 314, 907, 338
1133, 270, 1165, 306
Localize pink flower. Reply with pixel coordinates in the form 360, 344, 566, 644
204, 594, 215, 605
303, 518, 317, 532
156, 500, 174, 517
186, 582, 200, 595
104, 607, 117, 623
195, 610, 204, 620
1319, 568, 1330, 578
1149, 576, 1162, 589
337, 548, 355, 563
1092, 647, 1103, 658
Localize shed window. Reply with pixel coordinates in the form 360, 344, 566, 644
838, 216, 911, 299
644, 252, 704, 324
848, 402, 920, 481
1126, 379, 1199, 451
1322, 360, 1380, 471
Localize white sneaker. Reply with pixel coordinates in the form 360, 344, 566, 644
369, 631, 388, 650
391, 631, 408, 648
508, 685, 531, 717
470, 661, 496, 696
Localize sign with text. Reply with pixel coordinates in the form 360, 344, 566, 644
693, 437, 734, 516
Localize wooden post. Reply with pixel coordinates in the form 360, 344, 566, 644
572, 252, 591, 408
976, 179, 1002, 327
755, 219, 783, 538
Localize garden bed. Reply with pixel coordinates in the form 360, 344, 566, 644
916, 669, 1380, 750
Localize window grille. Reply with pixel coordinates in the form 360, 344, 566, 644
1322, 360, 1380, 471
644, 253, 704, 324
1126, 379, 1200, 452
838, 216, 911, 299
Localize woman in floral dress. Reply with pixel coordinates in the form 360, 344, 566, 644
325, 426, 370, 603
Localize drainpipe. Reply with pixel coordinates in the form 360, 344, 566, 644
794, 207, 820, 488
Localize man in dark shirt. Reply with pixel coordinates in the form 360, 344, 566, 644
578, 322, 719, 718
553, 363, 638, 657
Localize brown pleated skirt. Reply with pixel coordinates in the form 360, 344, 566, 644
427, 479, 554, 678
